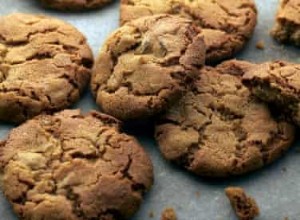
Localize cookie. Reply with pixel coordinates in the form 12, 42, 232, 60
41, 0, 112, 11
225, 187, 259, 220
0, 109, 153, 220
271, 0, 300, 46
120, 0, 257, 63
242, 61, 300, 126
0, 13, 93, 123
155, 60, 295, 177
91, 14, 206, 121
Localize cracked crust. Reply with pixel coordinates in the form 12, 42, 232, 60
271, 0, 300, 46
120, 0, 257, 63
225, 187, 259, 220
0, 109, 154, 220
41, 0, 112, 11
91, 14, 206, 120
155, 60, 295, 177
242, 61, 300, 126
0, 13, 93, 123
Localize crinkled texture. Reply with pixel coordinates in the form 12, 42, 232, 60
0, 13, 93, 123
0, 109, 154, 220
91, 14, 206, 120
225, 187, 260, 220
243, 60, 300, 126
271, 0, 300, 46
41, 0, 112, 11
155, 60, 295, 177
120, 0, 257, 63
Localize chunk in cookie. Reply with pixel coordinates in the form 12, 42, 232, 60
243, 61, 300, 126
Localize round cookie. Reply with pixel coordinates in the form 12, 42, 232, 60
120, 0, 257, 64
155, 60, 295, 177
0, 13, 93, 123
41, 0, 112, 11
91, 14, 206, 121
0, 109, 153, 220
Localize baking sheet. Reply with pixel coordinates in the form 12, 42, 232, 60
0, 0, 299, 219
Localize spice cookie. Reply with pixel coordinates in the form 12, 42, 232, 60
41, 0, 112, 11
271, 0, 300, 46
91, 14, 206, 120
0, 109, 153, 220
0, 13, 93, 123
120, 0, 257, 63
243, 61, 300, 126
155, 60, 295, 177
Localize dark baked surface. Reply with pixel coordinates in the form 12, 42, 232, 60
271, 0, 300, 46
0, 13, 93, 123
225, 187, 259, 220
91, 14, 206, 121
120, 0, 257, 63
155, 60, 295, 177
243, 60, 300, 126
0, 109, 153, 220
41, 0, 112, 11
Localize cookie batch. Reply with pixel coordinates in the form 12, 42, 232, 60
0, 0, 299, 220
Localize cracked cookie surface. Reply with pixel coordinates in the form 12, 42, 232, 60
0, 13, 93, 123
243, 61, 300, 126
271, 0, 300, 46
120, 0, 257, 63
91, 14, 206, 120
41, 0, 112, 11
155, 60, 295, 177
0, 109, 153, 220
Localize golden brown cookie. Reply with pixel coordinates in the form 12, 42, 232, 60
155, 60, 295, 177
0, 13, 93, 123
0, 109, 153, 220
225, 187, 260, 220
243, 61, 300, 126
120, 0, 257, 63
91, 14, 206, 121
41, 0, 112, 11
271, 0, 300, 46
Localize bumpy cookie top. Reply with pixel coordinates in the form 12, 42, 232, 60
243, 61, 300, 124
41, 0, 112, 11
91, 14, 205, 120
0, 13, 93, 123
0, 109, 153, 220
155, 60, 295, 177
121, 0, 257, 63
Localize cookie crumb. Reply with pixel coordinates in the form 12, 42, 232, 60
256, 41, 265, 50
225, 187, 259, 220
149, 211, 154, 218
161, 208, 177, 220
195, 191, 200, 198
